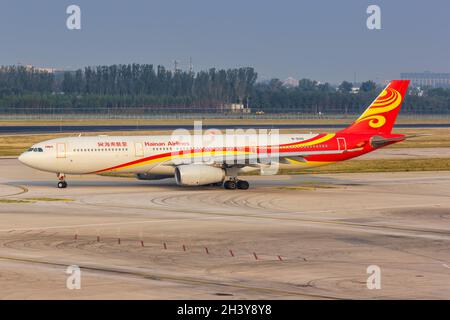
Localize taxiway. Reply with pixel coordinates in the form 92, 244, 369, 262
0, 159, 449, 299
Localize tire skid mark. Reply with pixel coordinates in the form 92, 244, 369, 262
0, 184, 28, 198
0, 254, 342, 299
79, 198, 450, 240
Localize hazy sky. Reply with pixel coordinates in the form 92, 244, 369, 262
0, 0, 449, 83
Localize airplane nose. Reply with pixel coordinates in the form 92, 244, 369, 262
18, 152, 29, 165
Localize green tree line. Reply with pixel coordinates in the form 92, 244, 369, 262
0, 64, 449, 114
252, 79, 450, 114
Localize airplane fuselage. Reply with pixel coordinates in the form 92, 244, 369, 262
17, 80, 410, 190
18, 131, 395, 176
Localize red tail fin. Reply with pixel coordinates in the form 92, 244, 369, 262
341, 80, 410, 134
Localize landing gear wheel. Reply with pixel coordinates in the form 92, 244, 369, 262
56, 173, 67, 189
224, 180, 237, 190
237, 180, 249, 190
57, 181, 67, 189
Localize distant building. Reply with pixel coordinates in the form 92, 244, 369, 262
221, 103, 251, 114
350, 87, 360, 94
401, 72, 450, 88
20, 64, 55, 73
282, 77, 299, 88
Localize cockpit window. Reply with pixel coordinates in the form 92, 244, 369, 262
28, 147, 44, 152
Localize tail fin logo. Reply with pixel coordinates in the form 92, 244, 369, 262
354, 88, 402, 129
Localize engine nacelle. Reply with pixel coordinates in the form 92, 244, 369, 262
175, 165, 225, 186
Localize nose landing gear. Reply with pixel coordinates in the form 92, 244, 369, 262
57, 181, 67, 189
57, 173, 67, 189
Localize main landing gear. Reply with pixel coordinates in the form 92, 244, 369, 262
223, 167, 249, 190
57, 173, 67, 189
224, 178, 249, 190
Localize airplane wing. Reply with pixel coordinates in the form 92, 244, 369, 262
160, 149, 350, 167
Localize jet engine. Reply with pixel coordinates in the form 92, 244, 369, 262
175, 164, 225, 186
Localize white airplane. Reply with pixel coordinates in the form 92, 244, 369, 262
18, 80, 410, 190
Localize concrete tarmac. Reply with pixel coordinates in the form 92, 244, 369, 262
0, 159, 449, 299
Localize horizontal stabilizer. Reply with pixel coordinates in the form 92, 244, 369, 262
370, 135, 405, 148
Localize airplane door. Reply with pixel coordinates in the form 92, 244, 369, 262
135, 142, 144, 157
337, 137, 347, 151
56, 143, 66, 158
